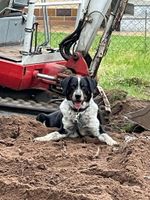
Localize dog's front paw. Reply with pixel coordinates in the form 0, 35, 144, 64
106, 138, 118, 146
34, 136, 45, 142
98, 133, 118, 146
34, 132, 57, 141
34, 131, 67, 142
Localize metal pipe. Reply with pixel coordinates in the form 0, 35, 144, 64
37, 0, 50, 50
35, 1, 82, 7
22, 0, 35, 57
37, 73, 56, 81
42, 0, 50, 47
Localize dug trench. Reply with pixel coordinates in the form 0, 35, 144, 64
0, 94, 149, 200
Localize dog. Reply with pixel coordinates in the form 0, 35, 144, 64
35, 76, 117, 146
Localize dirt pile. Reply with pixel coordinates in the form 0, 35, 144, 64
0, 98, 149, 200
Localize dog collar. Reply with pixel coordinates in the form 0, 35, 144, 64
71, 105, 89, 112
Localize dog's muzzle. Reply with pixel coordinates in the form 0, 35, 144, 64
72, 94, 82, 109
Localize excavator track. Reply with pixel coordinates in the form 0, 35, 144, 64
0, 97, 61, 115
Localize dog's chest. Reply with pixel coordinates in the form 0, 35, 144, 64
60, 98, 99, 134
64, 109, 89, 128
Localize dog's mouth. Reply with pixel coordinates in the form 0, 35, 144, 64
73, 101, 83, 110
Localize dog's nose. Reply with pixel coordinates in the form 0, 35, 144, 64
75, 94, 81, 100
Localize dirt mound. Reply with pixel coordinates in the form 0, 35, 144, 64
0, 98, 149, 200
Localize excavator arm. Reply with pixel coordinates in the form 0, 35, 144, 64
59, 0, 128, 77
59, 0, 112, 63
75, 0, 112, 56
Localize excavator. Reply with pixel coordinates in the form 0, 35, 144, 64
0, 0, 124, 111
0, 0, 149, 129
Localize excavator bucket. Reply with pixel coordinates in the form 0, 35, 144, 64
125, 105, 150, 130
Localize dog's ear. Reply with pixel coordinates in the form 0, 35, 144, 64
85, 77, 97, 93
61, 76, 73, 95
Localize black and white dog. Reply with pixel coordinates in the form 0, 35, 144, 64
35, 76, 117, 146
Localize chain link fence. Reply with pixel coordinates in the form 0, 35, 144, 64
34, 0, 150, 52
35, 0, 78, 50
117, 0, 150, 51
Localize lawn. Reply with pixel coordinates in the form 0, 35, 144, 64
38, 32, 150, 100
97, 34, 150, 100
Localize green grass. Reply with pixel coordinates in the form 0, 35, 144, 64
38, 32, 150, 100
37, 32, 67, 48
97, 35, 150, 100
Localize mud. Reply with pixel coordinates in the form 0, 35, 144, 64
0, 98, 149, 200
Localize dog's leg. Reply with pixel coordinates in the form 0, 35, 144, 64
89, 127, 118, 146
98, 133, 118, 146
34, 131, 68, 141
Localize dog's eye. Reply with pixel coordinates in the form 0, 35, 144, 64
71, 84, 76, 89
81, 85, 87, 90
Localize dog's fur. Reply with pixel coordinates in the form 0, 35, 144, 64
35, 76, 117, 146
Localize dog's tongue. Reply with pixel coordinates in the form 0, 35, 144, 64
74, 102, 82, 110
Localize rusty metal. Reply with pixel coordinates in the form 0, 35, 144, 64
125, 105, 150, 130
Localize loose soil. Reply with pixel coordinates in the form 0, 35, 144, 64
0, 97, 149, 200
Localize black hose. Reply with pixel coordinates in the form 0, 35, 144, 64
59, 19, 85, 60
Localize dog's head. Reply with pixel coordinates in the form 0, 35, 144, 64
61, 76, 97, 110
